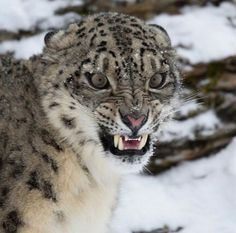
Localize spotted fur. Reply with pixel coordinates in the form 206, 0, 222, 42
0, 12, 180, 233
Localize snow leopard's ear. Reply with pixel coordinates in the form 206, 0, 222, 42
44, 30, 58, 47
44, 23, 80, 50
148, 24, 171, 48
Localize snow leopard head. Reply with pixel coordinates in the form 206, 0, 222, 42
37, 12, 180, 173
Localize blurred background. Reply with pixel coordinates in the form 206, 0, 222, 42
0, 0, 236, 233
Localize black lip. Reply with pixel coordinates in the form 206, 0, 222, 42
99, 131, 150, 156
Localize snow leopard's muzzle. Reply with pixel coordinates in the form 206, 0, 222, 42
96, 97, 160, 168
100, 110, 150, 155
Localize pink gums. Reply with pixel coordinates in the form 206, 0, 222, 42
122, 137, 141, 150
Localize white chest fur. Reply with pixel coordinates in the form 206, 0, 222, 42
54, 149, 119, 233
60, 185, 117, 233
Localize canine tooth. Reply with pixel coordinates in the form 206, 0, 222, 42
114, 135, 119, 148
125, 135, 129, 141
118, 136, 124, 150
138, 136, 141, 141
138, 134, 148, 150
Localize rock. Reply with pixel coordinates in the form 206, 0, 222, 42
216, 96, 236, 123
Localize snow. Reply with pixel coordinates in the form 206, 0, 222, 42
0, 0, 81, 32
0, 2, 236, 62
38, 12, 81, 30
150, 2, 236, 64
0, 33, 45, 59
175, 100, 200, 117
159, 110, 221, 142
110, 137, 236, 233
0, 10, 81, 59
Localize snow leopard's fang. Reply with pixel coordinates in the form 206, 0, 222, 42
113, 134, 148, 150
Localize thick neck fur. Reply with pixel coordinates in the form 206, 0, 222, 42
27, 57, 120, 187
24, 58, 120, 233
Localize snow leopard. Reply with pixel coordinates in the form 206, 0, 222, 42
0, 12, 180, 233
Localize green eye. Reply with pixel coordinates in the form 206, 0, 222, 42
149, 73, 166, 89
85, 72, 110, 90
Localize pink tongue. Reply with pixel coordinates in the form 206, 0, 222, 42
123, 138, 140, 150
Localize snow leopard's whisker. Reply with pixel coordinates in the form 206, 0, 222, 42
143, 165, 153, 175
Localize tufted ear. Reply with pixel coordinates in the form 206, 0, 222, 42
43, 23, 80, 51
148, 24, 171, 48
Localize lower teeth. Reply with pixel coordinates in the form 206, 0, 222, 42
113, 134, 148, 150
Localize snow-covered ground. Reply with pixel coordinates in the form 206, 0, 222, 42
0, 1, 236, 233
0, 0, 81, 32
110, 137, 236, 233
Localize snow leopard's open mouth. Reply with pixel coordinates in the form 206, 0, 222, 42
99, 132, 150, 156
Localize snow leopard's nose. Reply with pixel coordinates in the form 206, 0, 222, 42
120, 113, 148, 133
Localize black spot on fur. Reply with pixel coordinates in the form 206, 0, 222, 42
59, 70, 63, 75
123, 27, 132, 33
41, 129, 63, 152
77, 33, 85, 38
61, 116, 76, 129
76, 27, 86, 35
77, 20, 84, 27
53, 83, 59, 89
69, 106, 76, 110
27, 171, 57, 202
90, 34, 97, 47
41, 153, 58, 173
88, 28, 95, 33
11, 163, 25, 179
100, 31, 107, 37
109, 51, 116, 58
74, 71, 80, 77
0, 158, 3, 170
97, 22, 104, 27
1, 187, 9, 197
42, 181, 57, 202
96, 47, 107, 53
103, 57, 109, 72
27, 171, 40, 190
81, 58, 91, 65
107, 19, 114, 24
2, 210, 23, 233
49, 102, 59, 108
6, 155, 25, 179
98, 41, 107, 47
79, 139, 86, 146
81, 164, 90, 174
0, 187, 9, 208
0, 199, 4, 208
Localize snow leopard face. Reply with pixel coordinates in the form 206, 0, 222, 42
38, 13, 180, 172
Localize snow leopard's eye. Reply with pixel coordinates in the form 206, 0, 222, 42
85, 72, 110, 90
149, 72, 166, 89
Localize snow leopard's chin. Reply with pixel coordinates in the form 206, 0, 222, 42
98, 128, 155, 173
